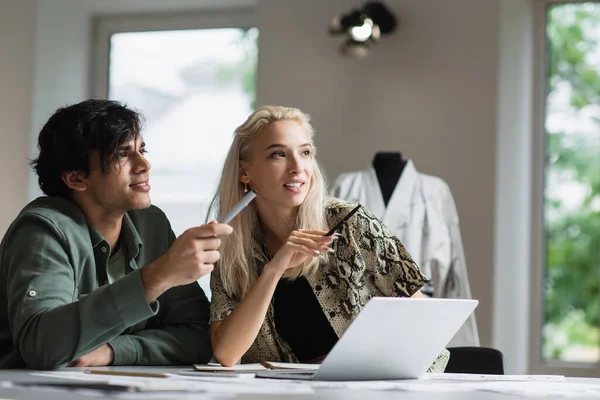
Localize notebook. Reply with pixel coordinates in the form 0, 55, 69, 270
192, 362, 319, 373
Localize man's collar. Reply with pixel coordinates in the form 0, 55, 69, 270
88, 213, 143, 259
121, 212, 143, 259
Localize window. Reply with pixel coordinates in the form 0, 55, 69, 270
94, 12, 258, 298
537, 0, 600, 374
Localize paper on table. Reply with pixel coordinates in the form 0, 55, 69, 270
193, 362, 319, 372
424, 373, 565, 382
458, 381, 600, 397
173, 370, 257, 379
32, 371, 600, 397
29, 372, 192, 392
30, 371, 314, 395
305, 380, 474, 392
32, 371, 112, 381
262, 362, 319, 370
193, 363, 265, 372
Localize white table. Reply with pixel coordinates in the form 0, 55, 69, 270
0, 366, 599, 399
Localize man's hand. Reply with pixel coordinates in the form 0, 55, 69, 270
141, 222, 233, 302
67, 344, 114, 367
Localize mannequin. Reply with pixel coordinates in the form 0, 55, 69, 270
331, 156, 481, 346
372, 152, 407, 206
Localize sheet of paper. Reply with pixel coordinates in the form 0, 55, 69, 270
193, 362, 319, 372
30, 370, 314, 395
265, 362, 319, 370
32, 371, 113, 381
424, 373, 565, 382
305, 380, 474, 392
458, 381, 600, 397
172, 370, 257, 379
31, 372, 193, 390
193, 363, 265, 372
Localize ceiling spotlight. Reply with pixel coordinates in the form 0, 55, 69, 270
350, 17, 374, 42
329, 1, 397, 58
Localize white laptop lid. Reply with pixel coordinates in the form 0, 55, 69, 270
314, 297, 478, 381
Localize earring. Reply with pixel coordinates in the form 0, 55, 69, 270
244, 183, 248, 193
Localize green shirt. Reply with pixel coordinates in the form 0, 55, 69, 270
0, 197, 211, 369
106, 244, 127, 285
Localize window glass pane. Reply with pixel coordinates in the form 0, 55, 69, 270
544, 2, 600, 363
108, 28, 258, 298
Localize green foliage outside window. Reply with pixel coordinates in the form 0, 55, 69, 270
544, 3, 600, 361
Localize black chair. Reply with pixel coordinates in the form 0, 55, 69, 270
444, 347, 506, 375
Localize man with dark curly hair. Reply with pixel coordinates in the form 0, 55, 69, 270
0, 99, 232, 369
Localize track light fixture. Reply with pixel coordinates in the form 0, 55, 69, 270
329, 1, 397, 58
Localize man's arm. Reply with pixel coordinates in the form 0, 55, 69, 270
5, 216, 157, 369
107, 282, 212, 365
105, 225, 212, 365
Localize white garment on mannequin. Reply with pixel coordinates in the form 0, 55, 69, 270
331, 160, 480, 347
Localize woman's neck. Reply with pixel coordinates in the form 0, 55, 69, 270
256, 202, 299, 251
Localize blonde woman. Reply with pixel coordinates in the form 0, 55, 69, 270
208, 105, 449, 371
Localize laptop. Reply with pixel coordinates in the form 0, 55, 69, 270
256, 297, 478, 381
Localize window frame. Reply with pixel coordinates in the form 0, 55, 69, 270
530, 0, 600, 377
92, 9, 256, 98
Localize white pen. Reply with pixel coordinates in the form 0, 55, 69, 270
218, 190, 257, 224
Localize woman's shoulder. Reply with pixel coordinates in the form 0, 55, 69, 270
325, 197, 359, 219
324, 197, 378, 227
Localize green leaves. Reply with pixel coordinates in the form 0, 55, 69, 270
547, 5, 600, 108
544, 3, 600, 361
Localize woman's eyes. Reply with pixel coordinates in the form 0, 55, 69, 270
270, 150, 311, 158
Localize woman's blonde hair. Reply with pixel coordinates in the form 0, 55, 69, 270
208, 105, 329, 298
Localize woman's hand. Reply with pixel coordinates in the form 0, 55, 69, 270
266, 230, 337, 274
212, 230, 337, 366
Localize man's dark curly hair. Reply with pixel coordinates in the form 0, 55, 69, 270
30, 99, 144, 198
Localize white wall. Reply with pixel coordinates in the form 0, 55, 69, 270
0, 0, 35, 235
257, 0, 500, 350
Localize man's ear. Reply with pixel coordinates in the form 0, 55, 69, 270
61, 171, 88, 192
